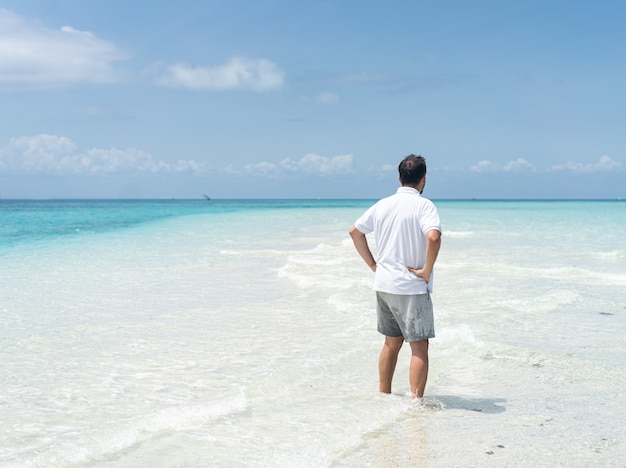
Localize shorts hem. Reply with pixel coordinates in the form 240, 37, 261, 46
403, 333, 435, 342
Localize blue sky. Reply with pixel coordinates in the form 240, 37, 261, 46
0, 0, 624, 199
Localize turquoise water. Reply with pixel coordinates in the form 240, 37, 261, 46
4, 198, 623, 247
1, 199, 625, 466
0, 199, 370, 249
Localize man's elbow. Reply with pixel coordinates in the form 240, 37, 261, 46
349, 225, 363, 239
427, 229, 441, 244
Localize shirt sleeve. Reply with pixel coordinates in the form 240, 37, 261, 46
353, 204, 376, 234
420, 200, 442, 235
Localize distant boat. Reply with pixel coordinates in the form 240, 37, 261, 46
202, 194, 211, 201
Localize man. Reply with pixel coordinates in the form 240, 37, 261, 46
349, 154, 441, 400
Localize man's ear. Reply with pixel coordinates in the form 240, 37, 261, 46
418, 175, 426, 192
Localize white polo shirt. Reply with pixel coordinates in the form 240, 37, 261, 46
354, 187, 441, 295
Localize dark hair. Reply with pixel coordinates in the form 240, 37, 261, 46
398, 154, 427, 186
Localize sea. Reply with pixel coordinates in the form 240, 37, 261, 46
1, 198, 625, 467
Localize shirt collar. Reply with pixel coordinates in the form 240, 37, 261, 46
396, 186, 421, 195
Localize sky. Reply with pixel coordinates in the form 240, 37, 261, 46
0, 0, 624, 199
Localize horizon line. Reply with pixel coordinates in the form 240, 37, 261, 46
0, 197, 623, 202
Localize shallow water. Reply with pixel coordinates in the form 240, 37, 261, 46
1, 199, 625, 466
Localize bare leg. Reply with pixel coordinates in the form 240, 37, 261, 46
379, 336, 404, 393
409, 339, 429, 398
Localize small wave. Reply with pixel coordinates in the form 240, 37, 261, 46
276, 241, 362, 290
445, 231, 474, 238
16, 390, 248, 467
544, 266, 626, 285
219, 248, 292, 257
413, 396, 446, 411
277, 263, 358, 290
437, 324, 484, 347
590, 250, 625, 260
284, 253, 346, 267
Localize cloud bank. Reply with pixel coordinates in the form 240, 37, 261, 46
0, 9, 128, 87
470, 158, 536, 173
157, 57, 284, 91
1, 134, 620, 185
549, 155, 622, 173
0, 136, 352, 179
461, 156, 622, 175
0, 135, 205, 175
244, 153, 353, 177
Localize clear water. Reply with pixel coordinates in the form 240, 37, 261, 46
1, 199, 625, 466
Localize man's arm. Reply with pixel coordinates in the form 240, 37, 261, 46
349, 226, 376, 272
408, 229, 441, 283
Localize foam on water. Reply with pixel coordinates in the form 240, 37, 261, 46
443, 230, 474, 238
9, 393, 249, 467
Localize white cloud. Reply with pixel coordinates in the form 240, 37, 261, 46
157, 57, 284, 91
0, 9, 128, 87
503, 158, 536, 171
80, 148, 167, 174
0, 134, 206, 175
280, 153, 353, 175
242, 153, 353, 177
470, 158, 535, 173
549, 155, 622, 173
469, 160, 500, 173
316, 91, 339, 104
244, 161, 279, 177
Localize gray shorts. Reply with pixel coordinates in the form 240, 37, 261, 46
376, 291, 435, 342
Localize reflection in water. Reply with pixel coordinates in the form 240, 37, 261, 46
334, 404, 432, 467
433, 395, 507, 414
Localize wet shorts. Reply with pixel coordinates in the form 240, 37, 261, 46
376, 291, 435, 342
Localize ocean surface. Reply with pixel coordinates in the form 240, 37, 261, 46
1, 199, 625, 467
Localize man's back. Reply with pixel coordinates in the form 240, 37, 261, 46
354, 187, 440, 295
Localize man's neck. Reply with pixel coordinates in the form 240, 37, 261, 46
402, 184, 423, 194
